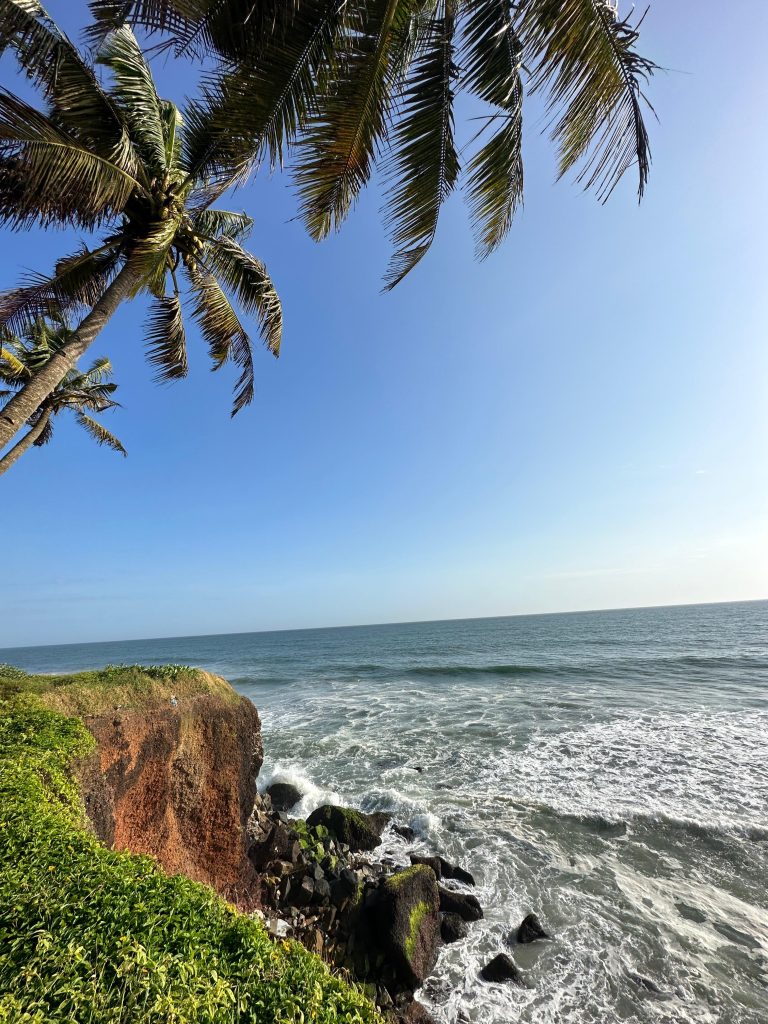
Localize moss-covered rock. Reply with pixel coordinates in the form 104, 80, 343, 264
307, 804, 390, 852
374, 866, 440, 991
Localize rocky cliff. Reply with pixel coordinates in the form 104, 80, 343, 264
44, 667, 263, 909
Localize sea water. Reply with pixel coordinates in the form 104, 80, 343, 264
4, 601, 767, 1023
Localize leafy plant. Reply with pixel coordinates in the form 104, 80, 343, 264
0, 672, 381, 1023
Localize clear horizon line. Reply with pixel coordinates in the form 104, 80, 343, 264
1, 595, 765, 653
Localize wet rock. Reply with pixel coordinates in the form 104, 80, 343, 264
480, 953, 524, 985
307, 805, 391, 852
373, 865, 440, 990
410, 854, 443, 879
397, 999, 438, 1024
627, 972, 669, 997
713, 922, 760, 949
516, 912, 549, 944
438, 887, 483, 922
409, 853, 475, 886
439, 912, 468, 944
447, 864, 476, 886
675, 902, 707, 924
393, 824, 416, 842
267, 781, 302, 812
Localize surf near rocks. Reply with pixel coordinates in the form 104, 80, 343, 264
250, 794, 483, 1023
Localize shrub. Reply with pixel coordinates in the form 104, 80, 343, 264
0, 676, 380, 1023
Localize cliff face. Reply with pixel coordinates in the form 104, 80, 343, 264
75, 679, 263, 909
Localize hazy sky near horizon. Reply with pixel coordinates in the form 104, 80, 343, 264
1, 1, 767, 648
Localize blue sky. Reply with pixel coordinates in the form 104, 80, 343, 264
1, 2, 767, 647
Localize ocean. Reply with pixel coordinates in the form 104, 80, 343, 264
3, 600, 767, 1024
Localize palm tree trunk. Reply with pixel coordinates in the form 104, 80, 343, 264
0, 409, 52, 477
0, 262, 141, 455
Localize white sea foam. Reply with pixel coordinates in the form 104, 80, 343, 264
258, 762, 340, 816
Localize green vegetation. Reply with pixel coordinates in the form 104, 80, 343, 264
0, 313, 124, 476
383, 865, 428, 890
0, 668, 380, 1023
404, 902, 431, 962
0, 663, 237, 715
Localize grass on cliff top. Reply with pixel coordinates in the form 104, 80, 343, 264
0, 669, 380, 1024
0, 662, 238, 716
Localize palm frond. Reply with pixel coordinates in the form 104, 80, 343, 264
203, 237, 282, 357
191, 208, 253, 243
78, 355, 115, 386
181, 0, 352, 186
32, 409, 54, 445
97, 24, 168, 173
382, 1, 460, 289
0, 344, 27, 379
0, 90, 145, 229
295, 0, 420, 241
75, 411, 127, 455
464, 117, 523, 258
0, 0, 139, 173
519, 0, 656, 199
185, 263, 245, 365
86, 1, 198, 46
145, 293, 187, 381
0, 245, 123, 335
460, 0, 523, 258
185, 261, 256, 414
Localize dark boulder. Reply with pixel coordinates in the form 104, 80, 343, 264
393, 824, 416, 842
438, 886, 483, 922
480, 953, 524, 985
516, 912, 549, 944
373, 865, 440, 990
447, 864, 476, 886
331, 867, 360, 907
397, 999, 437, 1024
307, 805, 390, 852
439, 912, 468, 944
247, 822, 301, 869
409, 853, 475, 886
288, 875, 315, 907
627, 972, 667, 996
266, 781, 302, 812
410, 854, 443, 879
313, 876, 331, 904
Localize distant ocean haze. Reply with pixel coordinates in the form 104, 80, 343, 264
4, 600, 768, 1023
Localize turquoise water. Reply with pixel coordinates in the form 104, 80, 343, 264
3, 601, 768, 1023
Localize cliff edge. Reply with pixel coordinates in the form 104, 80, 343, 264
0, 663, 380, 1023
66, 675, 263, 908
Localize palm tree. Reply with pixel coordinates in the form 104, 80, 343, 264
88, 0, 657, 287
0, 1, 282, 456
0, 316, 125, 476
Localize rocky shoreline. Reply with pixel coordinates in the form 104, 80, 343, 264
250, 782, 550, 1023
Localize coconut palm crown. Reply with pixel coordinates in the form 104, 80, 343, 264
88, 0, 657, 287
0, 1, 281, 454
0, 315, 125, 476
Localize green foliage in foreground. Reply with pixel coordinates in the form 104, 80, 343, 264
0, 673, 380, 1023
